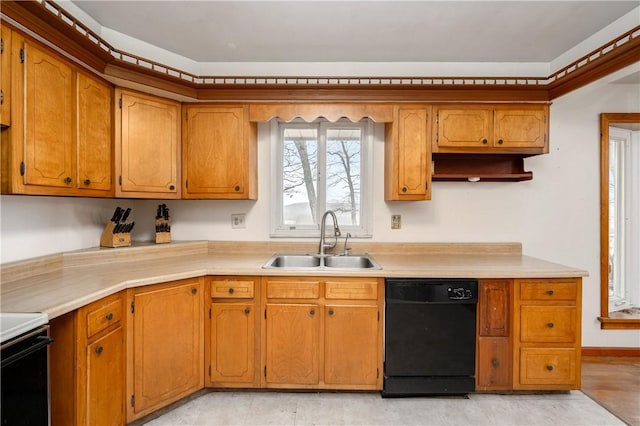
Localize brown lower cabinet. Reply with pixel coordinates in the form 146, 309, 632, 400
127, 278, 204, 422
50, 291, 126, 426
476, 277, 582, 392
262, 276, 384, 390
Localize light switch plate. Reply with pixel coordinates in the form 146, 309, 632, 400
391, 214, 401, 229
231, 214, 246, 229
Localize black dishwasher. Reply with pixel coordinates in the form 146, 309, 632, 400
383, 278, 478, 397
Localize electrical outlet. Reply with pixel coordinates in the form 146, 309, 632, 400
231, 214, 246, 229
391, 214, 401, 230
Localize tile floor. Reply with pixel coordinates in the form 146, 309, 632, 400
143, 390, 624, 425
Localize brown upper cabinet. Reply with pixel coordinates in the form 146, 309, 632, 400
182, 105, 257, 199
115, 89, 180, 199
1, 25, 12, 127
1, 34, 114, 197
433, 104, 549, 155
384, 105, 432, 201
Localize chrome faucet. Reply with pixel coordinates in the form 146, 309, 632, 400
318, 210, 341, 256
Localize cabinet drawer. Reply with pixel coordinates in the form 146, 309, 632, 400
519, 348, 577, 386
519, 280, 577, 302
267, 280, 320, 299
520, 306, 576, 343
211, 279, 255, 298
86, 299, 123, 338
325, 281, 378, 300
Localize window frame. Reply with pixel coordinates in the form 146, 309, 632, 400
270, 118, 373, 238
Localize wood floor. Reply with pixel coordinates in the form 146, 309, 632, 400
581, 356, 640, 426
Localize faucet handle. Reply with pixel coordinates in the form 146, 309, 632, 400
343, 232, 352, 256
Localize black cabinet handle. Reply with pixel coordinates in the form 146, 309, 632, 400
191, 287, 197, 295
492, 359, 500, 367
328, 309, 334, 316
84, 179, 91, 186
547, 289, 554, 296
105, 312, 113, 321
546, 365, 554, 371
95, 346, 103, 355
234, 185, 240, 192
169, 184, 175, 190
482, 138, 488, 144
244, 308, 251, 315
309, 309, 315, 316
498, 139, 504, 145
401, 186, 408, 193
547, 322, 554, 328
64, 177, 72, 184
228, 288, 235, 294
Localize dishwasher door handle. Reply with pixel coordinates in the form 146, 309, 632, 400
1, 336, 54, 368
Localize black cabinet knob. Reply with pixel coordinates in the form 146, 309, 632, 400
234, 185, 240, 192
492, 359, 500, 367
498, 139, 504, 145
244, 308, 251, 315
546, 365, 554, 371
64, 176, 72, 184
191, 287, 197, 295
547, 289, 554, 296
228, 288, 235, 294
309, 309, 315, 316
95, 346, 103, 355
84, 179, 91, 185
547, 322, 554, 328
328, 310, 334, 316
169, 184, 175, 190
105, 312, 113, 321
482, 138, 488, 144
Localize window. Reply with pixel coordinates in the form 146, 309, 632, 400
608, 126, 640, 311
271, 118, 373, 237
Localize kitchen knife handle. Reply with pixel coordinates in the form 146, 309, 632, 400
121, 208, 131, 222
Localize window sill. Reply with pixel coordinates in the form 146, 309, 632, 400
598, 315, 640, 330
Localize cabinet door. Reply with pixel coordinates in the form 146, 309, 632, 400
1, 25, 11, 127
494, 107, 547, 149
477, 337, 511, 389
324, 305, 379, 386
132, 279, 203, 418
117, 90, 180, 198
385, 106, 431, 201
478, 279, 510, 337
265, 303, 319, 385
23, 40, 74, 188
86, 327, 125, 426
77, 73, 113, 193
183, 106, 255, 199
210, 302, 255, 384
436, 107, 492, 148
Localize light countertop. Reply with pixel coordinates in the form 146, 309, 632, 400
0, 241, 588, 319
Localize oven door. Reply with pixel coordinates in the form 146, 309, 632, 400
1, 325, 54, 426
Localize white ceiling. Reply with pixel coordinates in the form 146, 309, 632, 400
69, 1, 639, 64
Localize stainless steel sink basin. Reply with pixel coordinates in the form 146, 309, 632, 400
323, 255, 377, 269
262, 253, 381, 270
265, 254, 322, 268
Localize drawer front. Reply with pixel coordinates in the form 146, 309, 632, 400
325, 280, 378, 300
87, 299, 123, 338
519, 348, 577, 386
520, 280, 577, 302
520, 306, 576, 343
266, 280, 320, 299
211, 279, 255, 299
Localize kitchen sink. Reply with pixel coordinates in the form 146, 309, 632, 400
262, 254, 381, 270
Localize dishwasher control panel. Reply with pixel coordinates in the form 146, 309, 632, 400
447, 287, 474, 300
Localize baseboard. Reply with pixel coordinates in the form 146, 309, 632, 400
582, 347, 640, 357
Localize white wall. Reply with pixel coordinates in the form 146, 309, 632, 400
1, 67, 639, 347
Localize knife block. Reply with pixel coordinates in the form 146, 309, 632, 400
155, 218, 171, 244
100, 222, 132, 248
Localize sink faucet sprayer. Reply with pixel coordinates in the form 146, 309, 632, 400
318, 210, 341, 256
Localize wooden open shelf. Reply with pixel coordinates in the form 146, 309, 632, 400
432, 154, 533, 182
